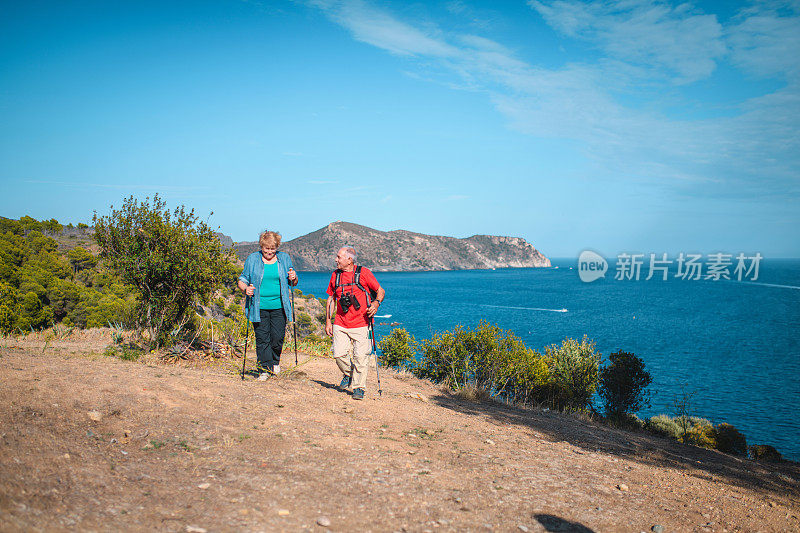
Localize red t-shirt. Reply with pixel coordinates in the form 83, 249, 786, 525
326, 267, 381, 329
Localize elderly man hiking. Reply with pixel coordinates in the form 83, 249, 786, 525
325, 246, 385, 400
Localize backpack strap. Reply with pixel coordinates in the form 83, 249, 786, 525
334, 268, 343, 297
334, 265, 377, 306
353, 266, 371, 306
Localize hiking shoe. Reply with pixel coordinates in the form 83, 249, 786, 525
257, 371, 272, 381
352, 388, 365, 400
339, 375, 351, 389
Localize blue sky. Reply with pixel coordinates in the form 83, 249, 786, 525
1, 0, 798, 257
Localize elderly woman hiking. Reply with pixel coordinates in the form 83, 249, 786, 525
238, 230, 298, 379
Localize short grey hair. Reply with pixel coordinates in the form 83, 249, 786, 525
340, 246, 357, 262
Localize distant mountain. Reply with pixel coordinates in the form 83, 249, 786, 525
213, 232, 234, 248
233, 221, 550, 272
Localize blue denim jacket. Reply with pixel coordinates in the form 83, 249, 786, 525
238, 250, 295, 322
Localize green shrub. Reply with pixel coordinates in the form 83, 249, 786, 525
226, 301, 243, 319
599, 350, 651, 419
544, 336, 600, 410
94, 195, 234, 348
104, 345, 120, 357
119, 345, 142, 361
67, 247, 97, 273
293, 312, 314, 336
684, 423, 717, 448
494, 343, 549, 406
609, 413, 645, 430
304, 333, 331, 346
749, 444, 782, 462
20, 291, 53, 330
378, 328, 417, 369
713, 423, 747, 456
414, 321, 550, 405
47, 279, 81, 319
25, 230, 57, 254
414, 325, 471, 388
104, 344, 141, 361
0, 282, 21, 334
646, 415, 681, 439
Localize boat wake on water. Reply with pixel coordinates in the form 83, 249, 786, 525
729, 281, 800, 291
481, 304, 568, 313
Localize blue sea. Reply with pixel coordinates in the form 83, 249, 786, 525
296, 259, 800, 461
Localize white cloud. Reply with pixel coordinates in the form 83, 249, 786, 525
306, 0, 799, 197
529, 0, 726, 84
313, 0, 459, 57
726, 3, 800, 79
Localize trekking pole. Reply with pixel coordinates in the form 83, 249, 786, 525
291, 285, 298, 366
369, 319, 382, 397
241, 328, 249, 380
241, 291, 251, 380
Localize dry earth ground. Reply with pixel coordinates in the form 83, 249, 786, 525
1, 332, 799, 532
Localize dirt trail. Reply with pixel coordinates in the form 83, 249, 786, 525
1, 340, 798, 532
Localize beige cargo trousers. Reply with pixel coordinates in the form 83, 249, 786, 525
332, 324, 372, 390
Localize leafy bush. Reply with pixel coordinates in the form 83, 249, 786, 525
599, 350, 651, 419
544, 336, 600, 410
296, 312, 314, 337
104, 344, 142, 361
684, 423, 717, 448
749, 444, 782, 462
413, 325, 472, 388
47, 279, 81, 319
226, 301, 243, 319
0, 216, 137, 333
414, 321, 550, 405
93, 195, 234, 347
378, 328, 417, 369
608, 413, 644, 430
646, 415, 682, 439
67, 247, 97, 273
713, 423, 747, 456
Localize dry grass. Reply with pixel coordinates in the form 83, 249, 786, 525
454, 383, 493, 403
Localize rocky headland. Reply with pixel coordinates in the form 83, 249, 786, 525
234, 221, 551, 271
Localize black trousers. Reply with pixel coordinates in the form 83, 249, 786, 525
253, 308, 286, 372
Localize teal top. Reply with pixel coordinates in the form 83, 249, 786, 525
259, 262, 282, 310
238, 250, 295, 322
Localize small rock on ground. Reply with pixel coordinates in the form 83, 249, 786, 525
317, 516, 331, 527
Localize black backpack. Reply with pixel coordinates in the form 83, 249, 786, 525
334, 265, 378, 305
